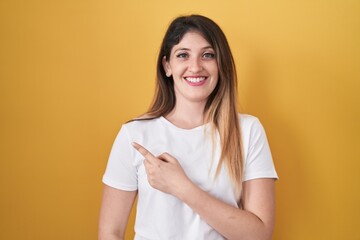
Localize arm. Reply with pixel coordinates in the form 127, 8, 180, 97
177, 178, 275, 240
132, 142, 276, 240
98, 185, 137, 240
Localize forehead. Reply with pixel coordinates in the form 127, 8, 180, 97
172, 31, 212, 51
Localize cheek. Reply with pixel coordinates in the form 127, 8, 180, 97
208, 62, 219, 74
214, 64, 219, 75
212, 67, 219, 82
171, 65, 187, 77
212, 69, 219, 87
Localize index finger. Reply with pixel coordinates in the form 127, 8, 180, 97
132, 142, 156, 160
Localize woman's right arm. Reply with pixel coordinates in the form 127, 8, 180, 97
98, 185, 137, 240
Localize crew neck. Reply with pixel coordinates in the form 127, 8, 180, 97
159, 116, 209, 132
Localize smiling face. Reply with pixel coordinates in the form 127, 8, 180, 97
163, 31, 219, 105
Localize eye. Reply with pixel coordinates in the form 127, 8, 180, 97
176, 52, 189, 59
203, 52, 216, 59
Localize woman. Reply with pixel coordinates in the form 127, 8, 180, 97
99, 15, 278, 240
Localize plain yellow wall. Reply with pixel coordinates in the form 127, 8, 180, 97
1, 0, 359, 239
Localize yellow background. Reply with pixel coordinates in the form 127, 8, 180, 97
1, 0, 359, 239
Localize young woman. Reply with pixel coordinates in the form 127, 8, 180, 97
99, 15, 278, 240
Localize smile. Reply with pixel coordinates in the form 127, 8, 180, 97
184, 76, 207, 83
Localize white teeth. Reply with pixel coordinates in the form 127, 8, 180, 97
185, 77, 206, 83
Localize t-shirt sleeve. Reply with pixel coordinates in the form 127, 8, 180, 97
102, 125, 138, 191
243, 118, 278, 181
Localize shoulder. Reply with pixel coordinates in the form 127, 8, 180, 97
122, 116, 162, 134
238, 113, 262, 130
238, 113, 269, 144
111, 117, 163, 145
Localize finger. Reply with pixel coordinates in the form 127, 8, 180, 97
132, 142, 157, 163
143, 158, 150, 169
159, 152, 176, 163
143, 160, 151, 174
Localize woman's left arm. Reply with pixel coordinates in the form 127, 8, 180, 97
132, 142, 276, 240
178, 178, 275, 240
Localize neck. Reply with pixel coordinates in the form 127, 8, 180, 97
165, 100, 207, 129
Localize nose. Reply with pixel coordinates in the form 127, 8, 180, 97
188, 57, 203, 73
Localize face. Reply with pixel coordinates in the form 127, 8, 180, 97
163, 31, 219, 105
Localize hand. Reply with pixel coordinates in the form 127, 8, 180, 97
132, 142, 191, 196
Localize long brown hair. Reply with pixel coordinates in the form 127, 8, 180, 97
144, 15, 243, 192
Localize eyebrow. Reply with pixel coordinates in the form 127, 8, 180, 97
174, 46, 214, 53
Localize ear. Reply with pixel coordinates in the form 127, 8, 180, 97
162, 56, 172, 77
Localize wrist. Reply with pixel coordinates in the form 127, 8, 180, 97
174, 178, 196, 201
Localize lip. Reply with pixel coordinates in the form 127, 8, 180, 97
183, 76, 208, 86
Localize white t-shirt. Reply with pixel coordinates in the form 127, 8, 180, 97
103, 114, 278, 240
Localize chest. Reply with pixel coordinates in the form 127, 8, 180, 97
132, 127, 238, 205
